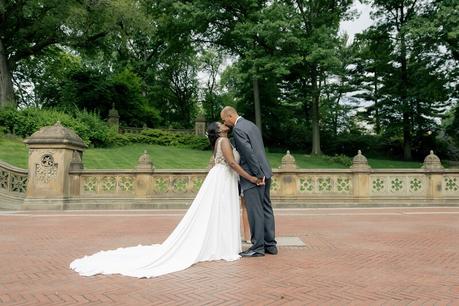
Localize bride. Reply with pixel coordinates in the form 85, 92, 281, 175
70, 122, 259, 278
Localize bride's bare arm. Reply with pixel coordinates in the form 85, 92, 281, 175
220, 138, 258, 184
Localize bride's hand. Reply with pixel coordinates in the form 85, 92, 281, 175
249, 176, 258, 184
256, 177, 265, 186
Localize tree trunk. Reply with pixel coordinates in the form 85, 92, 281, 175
310, 70, 321, 155
400, 10, 412, 160
0, 38, 15, 108
402, 110, 411, 160
374, 72, 381, 134
252, 78, 262, 135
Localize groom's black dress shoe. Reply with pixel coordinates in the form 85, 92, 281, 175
239, 250, 264, 257
265, 246, 278, 255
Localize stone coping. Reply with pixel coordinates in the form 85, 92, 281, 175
69, 169, 210, 175
0, 160, 28, 174
67, 167, 459, 175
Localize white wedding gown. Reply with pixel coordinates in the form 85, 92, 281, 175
70, 138, 241, 278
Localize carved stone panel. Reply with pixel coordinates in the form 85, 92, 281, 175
370, 175, 426, 195
444, 176, 459, 193
297, 175, 352, 194
11, 174, 27, 193
35, 153, 58, 183
0, 170, 9, 190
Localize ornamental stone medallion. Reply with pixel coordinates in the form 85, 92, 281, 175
35, 153, 58, 183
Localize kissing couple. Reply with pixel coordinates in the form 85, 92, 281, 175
70, 106, 277, 278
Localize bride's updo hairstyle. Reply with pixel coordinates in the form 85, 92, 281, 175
206, 122, 220, 151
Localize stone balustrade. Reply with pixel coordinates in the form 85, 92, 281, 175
0, 122, 458, 210
0, 161, 28, 209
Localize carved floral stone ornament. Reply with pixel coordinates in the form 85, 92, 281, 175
36, 153, 58, 183
41, 154, 54, 167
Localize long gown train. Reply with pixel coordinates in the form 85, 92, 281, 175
70, 144, 241, 278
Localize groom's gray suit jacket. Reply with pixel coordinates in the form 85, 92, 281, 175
233, 117, 272, 191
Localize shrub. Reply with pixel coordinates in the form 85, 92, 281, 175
322, 154, 352, 167
0, 107, 111, 146
132, 129, 209, 150
0, 108, 210, 149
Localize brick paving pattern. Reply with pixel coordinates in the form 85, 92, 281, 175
1, 207, 459, 305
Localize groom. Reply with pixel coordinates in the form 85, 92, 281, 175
221, 106, 277, 257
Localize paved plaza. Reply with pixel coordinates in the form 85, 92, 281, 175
1, 207, 459, 305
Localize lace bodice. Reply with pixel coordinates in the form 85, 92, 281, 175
214, 138, 240, 166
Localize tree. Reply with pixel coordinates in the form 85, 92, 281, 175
279, 0, 353, 154
152, 53, 199, 128
199, 48, 226, 121
408, 0, 459, 62
0, 0, 143, 107
187, 0, 280, 133
351, 27, 393, 135
360, 0, 453, 159
321, 35, 357, 137
362, 0, 420, 159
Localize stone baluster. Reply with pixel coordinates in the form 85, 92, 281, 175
422, 150, 444, 200
136, 150, 154, 197
350, 150, 371, 202
278, 150, 298, 195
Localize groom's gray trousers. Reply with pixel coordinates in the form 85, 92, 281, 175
243, 178, 276, 254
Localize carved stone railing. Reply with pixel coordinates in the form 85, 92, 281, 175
65, 169, 209, 209
60, 164, 459, 210
1, 121, 459, 210
0, 161, 28, 210
269, 169, 459, 207
2, 154, 459, 210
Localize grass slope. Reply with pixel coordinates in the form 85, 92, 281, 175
0, 135, 423, 169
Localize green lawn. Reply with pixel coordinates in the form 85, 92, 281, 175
0, 135, 424, 169
0, 136, 29, 168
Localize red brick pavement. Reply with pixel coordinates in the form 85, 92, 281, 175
1, 207, 459, 305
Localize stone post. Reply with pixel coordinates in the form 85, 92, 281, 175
135, 150, 154, 197
422, 150, 444, 200
22, 122, 87, 210
279, 151, 297, 195
195, 114, 206, 136
350, 150, 371, 202
107, 103, 120, 132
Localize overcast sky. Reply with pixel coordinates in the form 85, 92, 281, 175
339, 2, 374, 41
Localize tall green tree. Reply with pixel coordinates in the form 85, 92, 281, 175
152, 53, 199, 128
362, 0, 419, 159
0, 0, 144, 108
361, 0, 453, 159
280, 0, 353, 154
199, 49, 226, 122
351, 27, 393, 135
320, 35, 357, 138
193, 0, 353, 153
104, 0, 203, 128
